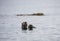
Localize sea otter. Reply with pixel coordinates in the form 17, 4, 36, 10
21, 22, 27, 30
28, 24, 36, 30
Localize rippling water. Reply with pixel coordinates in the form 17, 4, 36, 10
0, 15, 60, 41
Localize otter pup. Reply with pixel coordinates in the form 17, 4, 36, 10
21, 22, 27, 30
28, 24, 35, 30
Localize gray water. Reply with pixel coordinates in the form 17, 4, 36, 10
0, 15, 60, 41
0, 0, 60, 41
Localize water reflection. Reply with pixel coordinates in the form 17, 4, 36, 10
22, 30, 27, 33
21, 29, 34, 34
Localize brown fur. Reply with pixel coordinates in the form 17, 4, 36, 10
21, 22, 27, 30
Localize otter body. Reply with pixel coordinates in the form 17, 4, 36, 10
28, 25, 35, 30
21, 22, 27, 30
